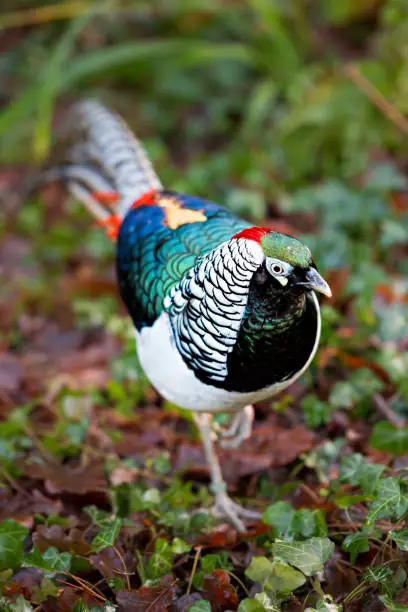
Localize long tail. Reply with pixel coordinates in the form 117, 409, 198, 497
47, 100, 162, 233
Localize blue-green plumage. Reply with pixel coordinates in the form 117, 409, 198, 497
116, 190, 248, 331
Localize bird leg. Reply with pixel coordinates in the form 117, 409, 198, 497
217, 405, 254, 449
193, 412, 260, 532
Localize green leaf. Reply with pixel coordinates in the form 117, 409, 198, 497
366, 477, 406, 525
84, 506, 114, 527
302, 395, 333, 428
238, 599, 267, 612
0, 594, 34, 611
291, 509, 320, 539
189, 601, 212, 612
246, 557, 275, 583
339, 453, 367, 484
334, 493, 370, 509
201, 551, 231, 573
272, 537, 334, 576
363, 565, 393, 584
62, 41, 256, 89
329, 369, 383, 410
32, 577, 60, 603
171, 537, 190, 554
265, 562, 306, 594
91, 518, 121, 552
24, 546, 71, 573
379, 594, 408, 612
342, 531, 370, 565
0, 520, 29, 571
239, 592, 280, 611
389, 529, 408, 551
147, 538, 173, 579
370, 422, 408, 455
339, 453, 384, 494
380, 219, 408, 247
329, 380, 359, 409
33, 8, 95, 159
245, 557, 305, 594
254, 592, 280, 611
262, 501, 295, 534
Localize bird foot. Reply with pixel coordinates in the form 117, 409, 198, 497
212, 492, 261, 532
217, 405, 254, 449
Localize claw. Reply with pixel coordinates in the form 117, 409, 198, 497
213, 492, 261, 532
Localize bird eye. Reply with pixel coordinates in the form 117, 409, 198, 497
271, 263, 284, 275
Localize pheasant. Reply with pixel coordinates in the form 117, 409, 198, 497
47, 100, 331, 531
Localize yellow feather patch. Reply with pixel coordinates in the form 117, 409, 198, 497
158, 196, 207, 229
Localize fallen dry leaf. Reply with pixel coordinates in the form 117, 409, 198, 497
23, 460, 107, 495
202, 569, 239, 611
33, 524, 91, 555
116, 575, 175, 612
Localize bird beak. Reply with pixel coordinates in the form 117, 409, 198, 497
303, 267, 332, 298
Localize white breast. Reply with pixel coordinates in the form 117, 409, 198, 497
135, 292, 320, 413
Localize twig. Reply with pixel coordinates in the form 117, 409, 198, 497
64, 572, 106, 600
344, 64, 408, 137
225, 570, 250, 597
145, 582, 176, 612
373, 393, 405, 428
187, 546, 202, 595
112, 545, 132, 590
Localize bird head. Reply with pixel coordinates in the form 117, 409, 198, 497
233, 227, 331, 298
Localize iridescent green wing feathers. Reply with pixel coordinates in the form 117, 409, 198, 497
116, 192, 249, 330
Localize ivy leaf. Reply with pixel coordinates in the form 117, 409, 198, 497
370, 422, 408, 455
329, 369, 383, 409
238, 599, 267, 612
91, 518, 121, 552
339, 453, 384, 495
389, 530, 408, 551
239, 592, 280, 611
265, 563, 306, 594
334, 493, 370, 509
363, 566, 393, 584
24, 546, 71, 573
342, 531, 370, 565
366, 478, 406, 525
262, 502, 295, 535
262, 503, 327, 540
272, 537, 334, 576
0, 520, 29, 571
379, 594, 408, 612
329, 380, 358, 409
339, 453, 367, 484
189, 602, 211, 612
292, 509, 323, 539
245, 557, 305, 594
42, 547, 72, 573
301, 395, 333, 428
201, 551, 231, 573
0, 594, 35, 611
245, 557, 275, 583
171, 537, 190, 554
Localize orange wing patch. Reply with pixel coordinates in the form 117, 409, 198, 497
158, 196, 207, 230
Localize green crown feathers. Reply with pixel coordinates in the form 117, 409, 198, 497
260, 232, 312, 269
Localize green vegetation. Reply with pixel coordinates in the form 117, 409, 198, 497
0, 1, 407, 610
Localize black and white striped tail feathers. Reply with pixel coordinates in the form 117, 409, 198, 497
48, 100, 162, 222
